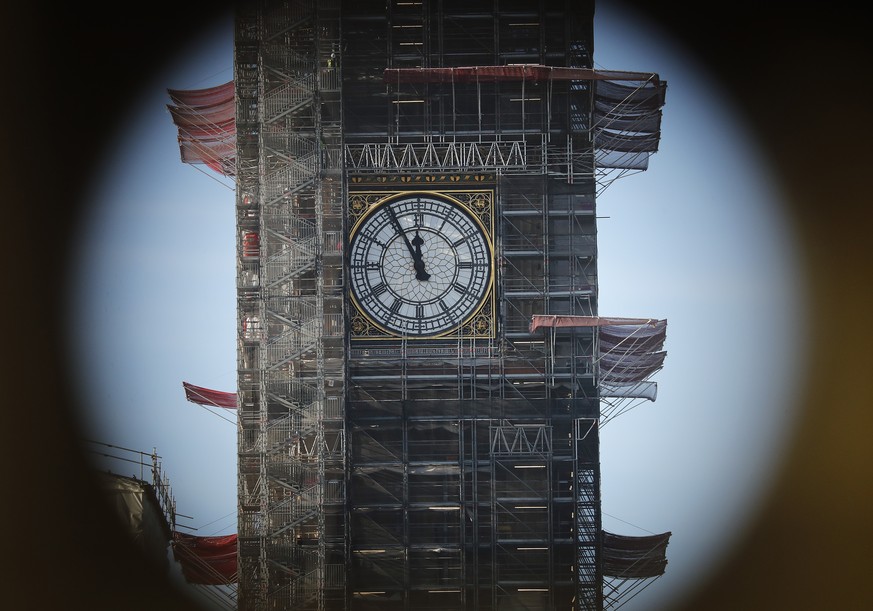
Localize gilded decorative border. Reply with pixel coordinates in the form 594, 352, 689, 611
348, 186, 496, 341
349, 189, 493, 232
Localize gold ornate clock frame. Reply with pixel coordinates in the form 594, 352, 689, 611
347, 176, 496, 341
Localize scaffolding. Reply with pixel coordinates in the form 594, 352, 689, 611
223, 1, 669, 609
234, 1, 346, 609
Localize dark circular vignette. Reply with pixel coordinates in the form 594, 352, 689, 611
2, 2, 235, 609
2, 2, 869, 610
627, 4, 873, 611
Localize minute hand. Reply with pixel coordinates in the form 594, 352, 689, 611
386, 205, 430, 281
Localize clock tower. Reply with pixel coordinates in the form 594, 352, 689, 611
231, 1, 669, 609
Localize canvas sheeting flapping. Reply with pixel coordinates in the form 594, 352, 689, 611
593, 77, 667, 171
529, 315, 659, 333
172, 531, 238, 585
529, 316, 667, 387
602, 530, 671, 579
529, 315, 667, 423
166, 81, 236, 177
183, 381, 238, 409
598, 319, 667, 386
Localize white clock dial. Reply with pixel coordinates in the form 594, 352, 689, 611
349, 193, 492, 337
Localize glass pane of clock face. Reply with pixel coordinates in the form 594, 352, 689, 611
349, 194, 492, 337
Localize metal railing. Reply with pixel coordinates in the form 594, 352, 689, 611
84, 440, 178, 532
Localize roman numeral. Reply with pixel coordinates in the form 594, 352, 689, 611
351, 261, 380, 270
360, 227, 387, 248
358, 281, 388, 302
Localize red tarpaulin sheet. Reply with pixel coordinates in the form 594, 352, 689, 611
167, 81, 236, 177
168, 104, 235, 129
172, 531, 238, 585
178, 138, 236, 176
183, 381, 238, 409
168, 81, 235, 108
529, 315, 658, 334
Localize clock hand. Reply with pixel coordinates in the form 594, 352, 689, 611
385, 205, 430, 281
409, 230, 431, 282
411, 231, 429, 279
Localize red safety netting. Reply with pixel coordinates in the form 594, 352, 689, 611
167, 101, 235, 127
183, 381, 238, 409
178, 138, 236, 175
167, 81, 236, 177
168, 82, 235, 108
172, 531, 238, 585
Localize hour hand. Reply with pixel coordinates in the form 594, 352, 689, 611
411, 231, 430, 281
386, 205, 429, 281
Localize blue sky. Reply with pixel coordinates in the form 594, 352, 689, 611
592, 6, 804, 609
66, 3, 806, 609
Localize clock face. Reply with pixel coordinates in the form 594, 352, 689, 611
349, 193, 493, 337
